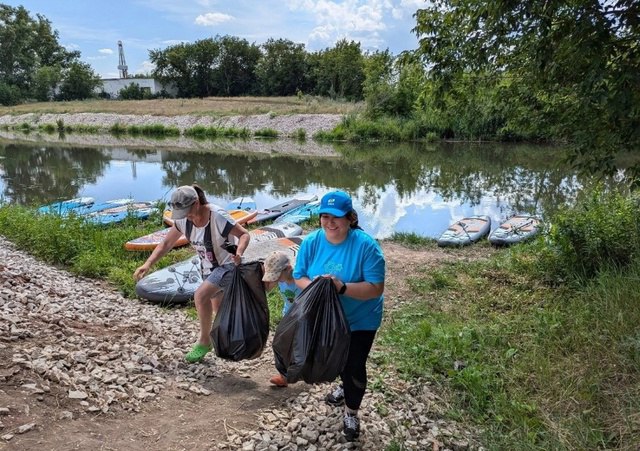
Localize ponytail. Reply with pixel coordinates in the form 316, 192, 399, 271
192, 184, 209, 205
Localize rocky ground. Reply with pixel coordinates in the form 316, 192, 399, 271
0, 236, 491, 451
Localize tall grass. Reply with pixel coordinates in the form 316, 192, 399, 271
0, 205, 175, 298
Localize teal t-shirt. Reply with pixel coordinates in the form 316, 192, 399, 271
278, 280, 301, 315
293, 228, 385, 331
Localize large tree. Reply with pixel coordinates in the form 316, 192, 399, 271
413, 0, 640, 182
0, 4, 80, 103
256, 38, 308, 96
308, 39, 365, 101
57, 62, 102, 101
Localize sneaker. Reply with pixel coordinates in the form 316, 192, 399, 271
269, 373, 288, 387
325, 384, 345, 406
343, 413, 360, 441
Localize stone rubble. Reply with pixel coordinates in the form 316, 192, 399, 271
0, 112, 342, 139
0, 235, 481, 449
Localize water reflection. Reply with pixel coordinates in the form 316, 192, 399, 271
0, 139, 595, 238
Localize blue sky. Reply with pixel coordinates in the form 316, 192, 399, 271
6, 0, 425, 79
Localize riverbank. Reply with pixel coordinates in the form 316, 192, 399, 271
0, 236, 483, 450
0, 111, 345, 157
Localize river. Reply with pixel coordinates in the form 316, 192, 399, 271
0, 136, 587, 239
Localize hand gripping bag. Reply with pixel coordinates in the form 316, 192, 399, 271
210, 261, 269, 361
272, 277, 351, 384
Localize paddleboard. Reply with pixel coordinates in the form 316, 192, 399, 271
124, 227, 190, 251
274, 200, 320, 224
135, 234, 306, 305
489, 215, 542, 246
124, 218, 301, 252
437, 215, 491, 247
226, 197, 257, 212
86, 202, 158, 225
163, 208, 257, 227
38, 197, 94, 215
248, 194, 317, 224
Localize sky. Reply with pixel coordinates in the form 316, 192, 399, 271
5, 0, 426, 79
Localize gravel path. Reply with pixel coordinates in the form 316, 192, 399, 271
0, 236, 481, 450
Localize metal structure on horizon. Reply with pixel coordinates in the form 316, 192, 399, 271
117, 41, 128, 79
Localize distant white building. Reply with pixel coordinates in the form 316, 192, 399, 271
96, 78, 177, 99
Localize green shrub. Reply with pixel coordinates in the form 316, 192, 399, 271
545, 187, 640, 280
40, 123, 56, 133
109, 122, 127, 135
293, 128, 306, 141
254, 128, 279, 138
0, 81, 22, 106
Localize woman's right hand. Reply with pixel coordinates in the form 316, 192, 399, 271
133, 264, 150, 281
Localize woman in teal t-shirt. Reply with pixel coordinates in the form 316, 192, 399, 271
293, 190, 385, 443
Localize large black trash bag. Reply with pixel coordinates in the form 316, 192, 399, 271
210, 261, 269, 361
272, 277, 351, 384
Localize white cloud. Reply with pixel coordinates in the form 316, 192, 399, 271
287, 0, 393, 49
86, 55, 107, 61
99, 48, 114, 54
137, 60, 156, 74
64, 43, 81, 51
392, 0, 424, 19
194, 12, 234, 26
162, 39, 190, 46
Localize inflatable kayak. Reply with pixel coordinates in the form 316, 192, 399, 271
437, 215, 491, 247
489, 215, 542, 246
135, 233, 305, 305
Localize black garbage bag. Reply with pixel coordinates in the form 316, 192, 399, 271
272, 277, 351, 384
210, 261, 269, 361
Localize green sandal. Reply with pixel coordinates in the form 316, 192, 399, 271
185, 343, 212, 363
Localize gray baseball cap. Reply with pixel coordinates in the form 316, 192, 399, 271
169, 186, 197, 219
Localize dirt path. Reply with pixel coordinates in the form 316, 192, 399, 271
0, 242, 496, 450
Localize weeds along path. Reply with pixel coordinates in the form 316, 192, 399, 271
0, 237, 493, 450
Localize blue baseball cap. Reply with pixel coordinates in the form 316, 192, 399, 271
318, 191, 353, 217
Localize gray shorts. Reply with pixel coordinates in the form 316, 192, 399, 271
205, 263, 234, 288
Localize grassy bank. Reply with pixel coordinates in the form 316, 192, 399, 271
377, 190, 640, 450
0, 96, 363, 117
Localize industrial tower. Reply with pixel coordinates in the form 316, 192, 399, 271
117, 41, 128, 79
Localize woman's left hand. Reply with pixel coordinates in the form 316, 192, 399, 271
326, 275, 344, 292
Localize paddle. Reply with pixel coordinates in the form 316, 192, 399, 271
458, 221, 473, 241
510, 218, 536, 235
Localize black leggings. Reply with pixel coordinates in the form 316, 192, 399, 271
342, 330, 377, 410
